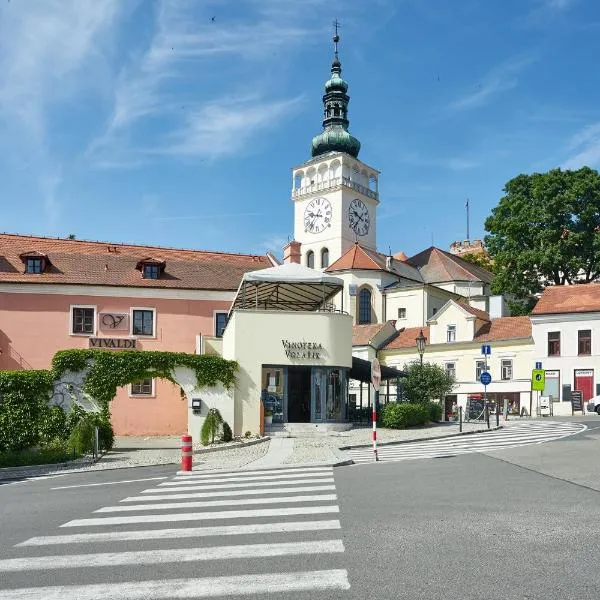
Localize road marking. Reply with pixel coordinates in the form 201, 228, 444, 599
174, 466, 332, 479
16, 519, 342, 547
0, 569, 351, 599
160, 471, 333, 486
62, 505, 340, 527
95, 493, 338, 513
122, 484, 336, 502
51, 476, 168, 490
0, 540, 344, 572
139, 477, 335, 495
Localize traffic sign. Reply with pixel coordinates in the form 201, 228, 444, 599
481, 344, 491, 356
535, 361, 542, 370
371, 358, 381, 392
532, 369, 545, 391
480, 371, 492, 386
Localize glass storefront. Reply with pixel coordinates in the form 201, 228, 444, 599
261, 365, 349, 423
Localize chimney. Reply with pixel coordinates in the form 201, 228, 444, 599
386, 255, 393, 270
283, 240, 301, 264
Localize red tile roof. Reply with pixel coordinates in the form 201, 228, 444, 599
327, 244, 384, 272
0, 233, 271, 291
473, 316, 532, 341
384, 326, 430, 350
406, 246, 493, 284
456, 301, 490, 321
531, 283, 600, 315
352, 323, 391, 346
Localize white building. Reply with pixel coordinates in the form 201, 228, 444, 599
531, 283, 600, 415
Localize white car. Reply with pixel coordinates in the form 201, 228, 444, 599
587, 395, 600, 415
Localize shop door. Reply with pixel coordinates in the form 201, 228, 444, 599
574, 369, 594, 401
287, 367, 311, 423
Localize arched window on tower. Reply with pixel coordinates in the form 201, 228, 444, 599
306, 250, 315, 269
334, 105, 340, 117
358, 287, 372, 324
321, 248, 329, 269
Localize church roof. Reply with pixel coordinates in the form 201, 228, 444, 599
406, 247, 493, 284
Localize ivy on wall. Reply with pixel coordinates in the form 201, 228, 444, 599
52, 349, 237, 408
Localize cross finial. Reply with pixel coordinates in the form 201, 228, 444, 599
333, 19, 340, 56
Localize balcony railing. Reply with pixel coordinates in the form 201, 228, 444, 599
292, 176, 378, 201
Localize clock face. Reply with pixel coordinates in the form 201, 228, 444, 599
348, 198, 370, 236
304, 197, 332, 234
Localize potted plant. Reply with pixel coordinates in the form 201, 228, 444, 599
264, 409, 273, 426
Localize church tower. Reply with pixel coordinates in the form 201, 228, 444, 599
291, 27, 379, 270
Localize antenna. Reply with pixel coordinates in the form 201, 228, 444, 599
466, 198, 470, 241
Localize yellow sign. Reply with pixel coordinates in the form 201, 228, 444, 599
531, 369, 545, 391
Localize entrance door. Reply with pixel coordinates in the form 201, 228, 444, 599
574, 369, 594, 401
287, 367, 311, 423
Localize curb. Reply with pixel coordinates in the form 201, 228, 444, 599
178, 457, 354, 475
338, 425, 503, 451
193, 436, 269, 455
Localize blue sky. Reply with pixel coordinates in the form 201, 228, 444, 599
1, 0, 600, 258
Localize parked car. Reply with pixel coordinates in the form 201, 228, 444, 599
586, 395, 600, 415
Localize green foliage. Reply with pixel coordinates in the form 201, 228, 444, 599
201, 408, 224, 446
0, 440, 79, 468
222, 421, 233, 443
38, 405, 68, 445
458, 251, 496, 274
244, 431, 252, 438
264, 409, 273, 417
427, 401, 443, 423
381, 403, 430, 429
485, 167, 600, 312
401, 361, 455, 403
68, 415, 96, 455
52, 349, 237, 409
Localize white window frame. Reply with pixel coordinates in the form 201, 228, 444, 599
445, 362, 456, 378
69, 304, 97, 336
129, 378, 156, 398
130, 307, 157, 338
397, 307, 407, 320
447, 324, 456, 343
475, 360, 485, 381
214, 310, 228, 338
501, 359, 513, 381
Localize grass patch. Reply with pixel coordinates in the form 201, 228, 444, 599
0, 445, 82, 469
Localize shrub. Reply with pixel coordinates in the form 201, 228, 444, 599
427, 401, 443, 423
381, 402, 430, 429
201, 408, 223, 446
67, 414, 96, 455
244, 431, 252, 438
222, 421, 233, 442
39, 405, 68, 445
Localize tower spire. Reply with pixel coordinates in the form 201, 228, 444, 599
310, 22, 361, 159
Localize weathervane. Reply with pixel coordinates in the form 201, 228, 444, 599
333, 19, 340, 56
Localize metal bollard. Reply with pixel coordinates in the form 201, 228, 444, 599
496, 401, 500, 427
459, 406, 463, 432
485, 406, 490, 429
181, 434, 193, 472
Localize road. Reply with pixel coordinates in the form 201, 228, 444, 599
0, 417, 599, 599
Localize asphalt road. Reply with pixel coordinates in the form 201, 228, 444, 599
0, 417, 598, 599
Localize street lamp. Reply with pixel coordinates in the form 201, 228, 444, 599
415, 329, 427, 402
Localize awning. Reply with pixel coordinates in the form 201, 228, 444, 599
230, 263, 344, 312
349, 356, 406, 383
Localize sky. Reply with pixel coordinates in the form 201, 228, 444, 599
1, 0, 600, 259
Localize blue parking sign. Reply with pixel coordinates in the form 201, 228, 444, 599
480, 371, 492, 386
481, 344, 491, 356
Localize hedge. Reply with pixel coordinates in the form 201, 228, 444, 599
381, 401, 443, 429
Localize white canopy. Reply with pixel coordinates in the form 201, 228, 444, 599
231, 263, 344, 312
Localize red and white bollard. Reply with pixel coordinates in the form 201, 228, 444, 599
372, 404, 378, 462
181, 434, 193, 472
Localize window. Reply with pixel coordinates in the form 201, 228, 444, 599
306, 250, 315, 269
501, 359, 513, 381
447, 325, 456, 343
321, 248, 329, 269
71, 307, 95, 335
215, 312, 228, 338
432, 307, 438, 316
578, 330, 591, 356
132, 309, 155, 336
548, 331, 560, 356
358, 288, 372, 324
143, 264, 161, 279
445, 362, 456, 378
475, 360, 485, 380
131, 379, 153, 396
26, 258, 43, 274
397, 307, 406, 319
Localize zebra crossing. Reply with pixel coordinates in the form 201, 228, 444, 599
349, 421, 587, 464
0, 466, 350, 599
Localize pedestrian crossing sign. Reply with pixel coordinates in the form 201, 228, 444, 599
532, 369, 545, 391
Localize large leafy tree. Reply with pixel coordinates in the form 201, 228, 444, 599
401, 361, 455, 403
485, 167, 600, 314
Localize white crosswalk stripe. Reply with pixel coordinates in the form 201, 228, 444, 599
2, 465, 350, 598
349, 421, 587, 463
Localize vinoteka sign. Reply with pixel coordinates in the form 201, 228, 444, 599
89, 338, 137, 349
282, 340, 324, 360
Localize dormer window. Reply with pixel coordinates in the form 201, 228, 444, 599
136, 258, 165, 279
19, 252, 50, 274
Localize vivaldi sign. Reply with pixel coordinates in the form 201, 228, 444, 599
281, 340, 324, 360
89, 338, 137, 349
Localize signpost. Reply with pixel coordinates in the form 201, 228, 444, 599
371, 358, 381, 462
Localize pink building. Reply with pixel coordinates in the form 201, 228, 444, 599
0, 234, 274, 436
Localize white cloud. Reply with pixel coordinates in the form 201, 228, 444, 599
562, 122, 600, 169
448, 55, 537, 112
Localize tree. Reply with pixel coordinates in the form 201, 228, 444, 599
401, 361, 455, 403
485, 167, 600, 315
459, 251, 496, 274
